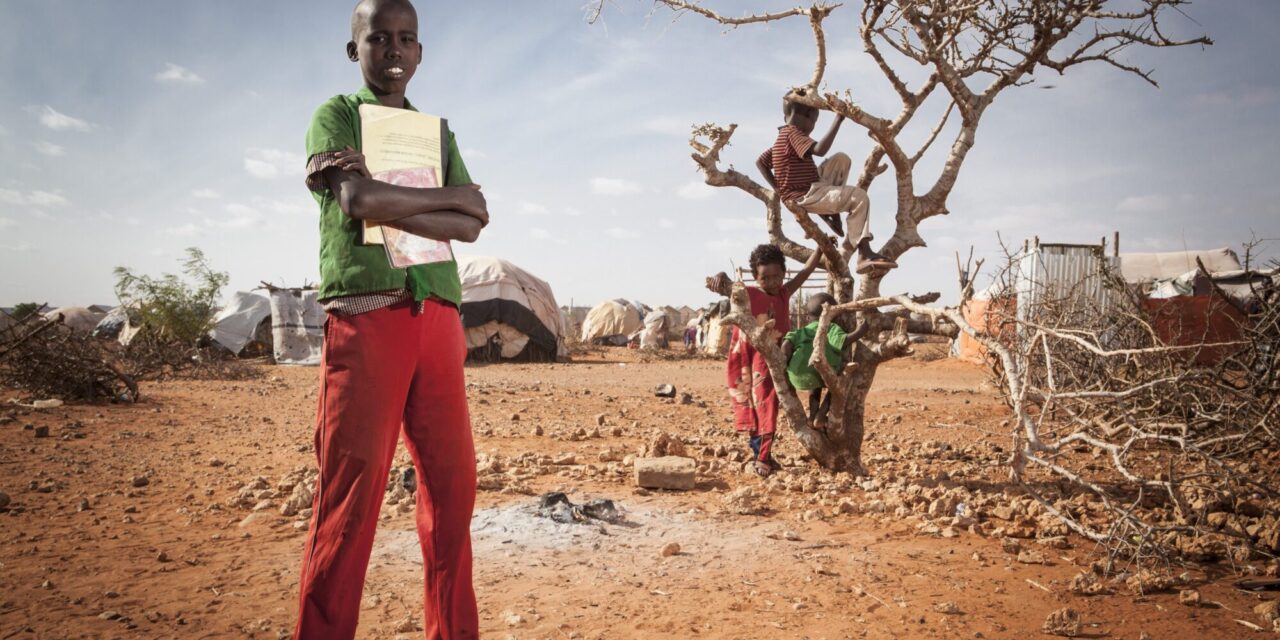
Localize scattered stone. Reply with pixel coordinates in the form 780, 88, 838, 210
531, 425, 544, 436
130, 475, 149, 488
1042, 608, 1082, 637
721, 486, 765, 515
660, 542, 681, 557
395, 617, 420, 633
1016, 550, 1047, 565
77, 498, 91, 512
504, 612, 524, 626
39, 579, 53, 590
934, 601, 961, 615
653, 384, 676, 398
1125, 570, 1175, 595
1001, 539, 1022, 554
0, 491, 11, 509
634, 456, 695, 491
98, 611, 121, 621
33, 425, 49, 438
156, 551, 170, 563
509, 413, 520, 422
595, 413, 606, 426
641, 432, 687, 458
1255, 600, 1280, 626
551, 453, 577, 466
1068, 571, 1108, 596
1178, 589, 1201, 607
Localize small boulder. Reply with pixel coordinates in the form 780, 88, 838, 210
634, 456, 695, 490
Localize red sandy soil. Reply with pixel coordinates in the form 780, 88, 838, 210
0, 347, 1274, 639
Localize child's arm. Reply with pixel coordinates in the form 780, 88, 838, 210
705, 272, 732, 297
756, 148, 779, 191
810, 114, 845, 158
323, 165, 487, 243
781, 338, 796, 365
784, 250, 823, 297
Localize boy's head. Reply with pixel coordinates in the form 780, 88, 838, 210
805, 293, 835, 320
347, 0, 422, 97
748, 244, 787, 296
782, 90, 819, 134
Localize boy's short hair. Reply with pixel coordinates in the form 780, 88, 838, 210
806, 293, 835, 317
782, 89, 816, 118
749, 244, 786, 274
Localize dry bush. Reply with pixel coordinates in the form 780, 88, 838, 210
0, 315, 138, 403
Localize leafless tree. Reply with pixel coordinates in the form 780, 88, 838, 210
590, 0, 1210, 474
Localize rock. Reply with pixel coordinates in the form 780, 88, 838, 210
1001, 539, 1022, 554
641, 432, 687, 458
1016, 550, 1047, 565
1125, 570, 1174, 595
33, 426, 49, 438
653, 384, 676, 398
934, 601, 961, 615
504, 612, 524, 626
208, 457, 225, 467
98, 611, 121, 621
252, 499, 275, 511
130, 475, 149, 488
551, 453, 577, 466
1255, 600, 1280, 625
509, 413, 520, 422
595, 413, 606, 426
532, 425, 544, 436
721, 486, 765, 515
238, 512, 273, 528
660, 542, 681, 557
395, 617, 420, 633
679, 392, 694, 405
634, 456, 695, 490
0, 491, 10, 509
1042, 608, 1082, 637
1178, 589, 1201, 607
1068, 571, 1108, 596
156, 551, 170, 563
279, 483, 313, 517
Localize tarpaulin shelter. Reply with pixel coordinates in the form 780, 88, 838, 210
268, 289, 324, 365
43, 307, 105, 334
581, 299, 646, 346
457, 256, 567, 362
208, 292, 272, 356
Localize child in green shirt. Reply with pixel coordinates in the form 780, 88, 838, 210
782, 293, 851, 430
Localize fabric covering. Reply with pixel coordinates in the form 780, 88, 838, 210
269, 290, 325, 365
43, 307, 105, 334
209, 292, 272, 355
581, 299, 645, 343
639, 309, 669, 349
1119, 247, 1241, 283
456, 255, 566, 361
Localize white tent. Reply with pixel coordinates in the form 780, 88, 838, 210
268, 289, 324, 365
1119, 247, 1241, 285
458, 256, 567, 361
581, 299, 645, 345
638, 309, 670, 349
209, 291, 272, 355
43, 307, 105, 333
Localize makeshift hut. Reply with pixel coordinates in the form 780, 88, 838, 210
458, 256, 567, 362
42, 307, 105, 334
581, 299, 646, 346
267, 288, 324, 365
638, 309, 670, 349
208, 292, 273, 357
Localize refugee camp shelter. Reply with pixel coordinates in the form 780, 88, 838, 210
43, 306, 105, 333
458, 256, 567, 362
267, 288, 324, 365
581, 299, 647, 346
208, 292, 273, 356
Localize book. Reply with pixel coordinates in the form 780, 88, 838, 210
357, 103, 454, 268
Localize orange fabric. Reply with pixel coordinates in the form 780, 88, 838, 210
294, 299, 477, 639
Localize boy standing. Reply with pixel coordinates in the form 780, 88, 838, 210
757, 92, 897, 275
294, 1, 487, 638
781, 293, 854, 430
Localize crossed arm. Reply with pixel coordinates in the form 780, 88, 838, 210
322, 148, 488, 243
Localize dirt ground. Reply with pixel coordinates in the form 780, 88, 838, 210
0, 346, 1273, 639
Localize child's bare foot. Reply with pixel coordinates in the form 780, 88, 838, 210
751, 460, 773, 478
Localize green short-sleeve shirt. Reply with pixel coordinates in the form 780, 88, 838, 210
305, 86, 471, 305
783, 321, 848, 391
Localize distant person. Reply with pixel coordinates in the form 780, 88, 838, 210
781, 293, 856, 430
707, 244, 821, 477
756, 90, 897, 275
293, 0, 488, 637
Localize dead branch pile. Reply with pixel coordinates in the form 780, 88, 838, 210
0, 314, 138, 403
979, 260, 1279, 568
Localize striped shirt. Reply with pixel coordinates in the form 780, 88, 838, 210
757, 125, 819, 202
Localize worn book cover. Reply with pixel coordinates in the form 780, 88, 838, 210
357, 103, 453, 268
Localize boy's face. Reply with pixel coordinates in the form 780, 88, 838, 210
786, 104, 819, 135
754, 263, 785, 296
348, 1, 422, 97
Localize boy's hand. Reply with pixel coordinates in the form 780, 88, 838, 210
334, 146, 371, 178
454, 184, 489, 227
705, 272, 731, 295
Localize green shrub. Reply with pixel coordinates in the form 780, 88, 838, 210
113, 248, 229, 348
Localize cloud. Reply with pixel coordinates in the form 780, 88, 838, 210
705, 237, 753, 252
0, 217, 15, 229
192, 188, 220, 199
155, 63, 204, 84
605, 227, 639, 239
658, 218, 675, 229
461, 147, 487, 159
714, 217, 764, 232
677, 181, 717, 200
24, 105, 93, 131
530, 227, 567, 244
591, 177, 641, 196
1116, 194, 1176, 214
32, 141, 64, 157
0, 243, 31, 252
564, 207, 583, 217
244, 148, 303, 179
164, 223, 201, 237
517, 201, 549, 215
126, 216, 141, 226
0, 189, 68, 207
641, 116, 695, 137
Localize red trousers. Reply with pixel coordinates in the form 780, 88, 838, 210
294, 299, 478, 639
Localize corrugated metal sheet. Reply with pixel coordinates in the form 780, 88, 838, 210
1015, 243, 1122, 327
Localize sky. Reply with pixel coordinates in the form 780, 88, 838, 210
1, 1, 1277, 310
